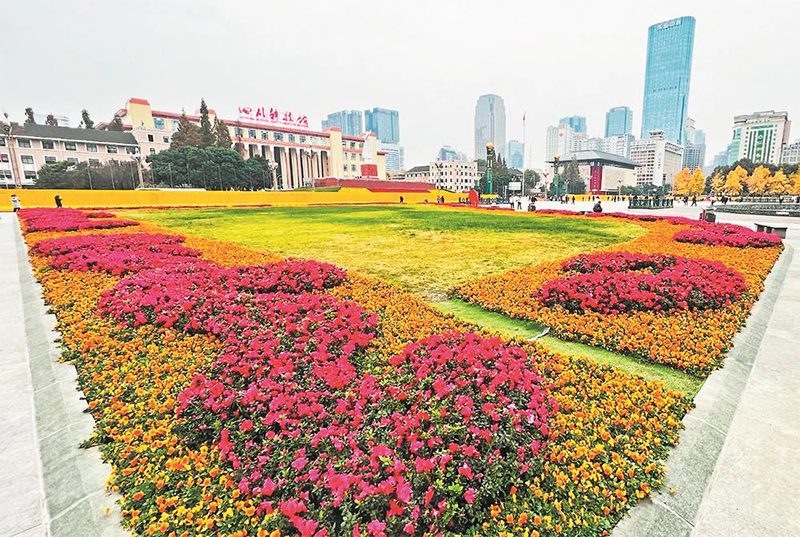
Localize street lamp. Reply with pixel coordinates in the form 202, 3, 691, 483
267, 159, 278, 191
552, 155, 562, 198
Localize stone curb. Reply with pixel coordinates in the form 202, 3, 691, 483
13, 223, 129, 537
612, 245, 794, 537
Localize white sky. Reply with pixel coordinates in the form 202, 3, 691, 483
1, 0, 798, 169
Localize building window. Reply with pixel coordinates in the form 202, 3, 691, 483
351, 164, 357, 171
0, 138, 5, 146
235, 127, 243, 137
261, 131, 268, 140
310, 136, 317, 145
0, 154, 9, 162
350, 142, 355, 149
288, 134, 295, 143
154, 118, 165, 129
274, 132, 284, 141
107, 145, 118, 154
21, 155, 34, 165
89, 158, 101, 166
41, 140, 55, 149
24, 171, 37, 180
18, 139, 31, 148
65, 142, 77, 151
125, 146, 137, 154
299, 135, 306, 143
44, 156, 57, 164
172, 120, 180, 131
150, 148, 156, 155
162, 135, 169, 143
86, 143, 98, 152
66, 157, 79, 164
147, 134, 155, 142
0, 170, 12, 179
248, 129, 256, 138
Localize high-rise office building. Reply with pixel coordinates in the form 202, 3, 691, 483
321, 110, 363, 137
365, 108, 400, 144
379, 142, 405, 174
781, 140, 800, 165
605, 107, 633, 137
641, 16, 696, 145
507, 140, 524, 168
545, 125, 574, 161
630, 130, 684, 188
474, 94, 506, 160
728, 111, 791, 165
559, 115, 587, 134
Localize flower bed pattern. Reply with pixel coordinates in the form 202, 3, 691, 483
21, 208, 693, 537
454, 213, 783, 376
18, 207, 139, 232
674, 224, 782, 248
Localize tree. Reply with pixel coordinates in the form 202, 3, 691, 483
724, 166, 747, 195
170, 111, 202, 149
710, 173, 724, 195
672, 168, 691, 196
688, 168, 705, 196
45, 114, 58, 126
767, 170, 790, 195
24, 108, 35, 124
34, 160, 140, 190
747, 165, 771, 195
563, 157, 585, 195
789, 171, 800, 196
214, 117, 232, 148
523, 169, 541, 191
108, 115, 125, 131
81, 109, 94, 129
199, 99, 215, 148
146, 146, 266, 191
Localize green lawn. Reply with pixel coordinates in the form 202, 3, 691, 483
126, 205, 643, 300
436, 299, 703, 398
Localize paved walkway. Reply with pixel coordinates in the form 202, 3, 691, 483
0, 212, 126, 537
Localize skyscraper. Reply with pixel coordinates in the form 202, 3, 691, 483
506, 140, 524, 168
559, 116, 587, 134
321, 110, 363, 137
545, 125, 574, 161
640, 16, 696, 145
474, 94, 506, 160
728, 111, 791, 165
605, 106, 633, 137
364, 108, 400, 144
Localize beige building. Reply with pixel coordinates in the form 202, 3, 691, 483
429, 160, 480, 191
547, 151, 638, 194
729, 110, 791, 165
108, 98, 387, 190
1, 123, 138, 187
630, 130, 684, 188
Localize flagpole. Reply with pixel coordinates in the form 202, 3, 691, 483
522, 112, 526, 197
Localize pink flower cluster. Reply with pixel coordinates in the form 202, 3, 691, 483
33, 233, 202, 275
17, 207, 138, 232
88, 239, 553, 536
539, 251, 748, 314
85, 211, 117, 219
674, 224, 782, 248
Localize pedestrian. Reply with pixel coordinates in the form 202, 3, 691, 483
571, 196, 576, 204
54, 194, 63, 208
691, 196, 697, 207
592, 200, 603, 213
11, 194, 21, 212
399, 195, 404, 203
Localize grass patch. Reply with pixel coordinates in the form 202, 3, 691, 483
126, 205, 644, 299
436, 299, 704, 398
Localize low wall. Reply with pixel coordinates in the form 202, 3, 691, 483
0, 188, 460, 211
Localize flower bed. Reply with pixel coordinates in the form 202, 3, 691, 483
674, 224, 782, 248
539, 252, 747, 314
18, 207, 139, 232
454, 213, 783, 376
20, 207, 693, 537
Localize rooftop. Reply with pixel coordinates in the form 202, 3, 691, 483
547, 150, 639, 168
2, 122, 138, 146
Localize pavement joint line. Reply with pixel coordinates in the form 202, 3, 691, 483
649, 497, 695, 529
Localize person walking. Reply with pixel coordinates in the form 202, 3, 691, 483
691, 196, 697, 207
11, 194, 21, 212
54, 194, 63, 208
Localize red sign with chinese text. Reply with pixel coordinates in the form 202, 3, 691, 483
238, 106, 310, 130
590, 165, 603, 193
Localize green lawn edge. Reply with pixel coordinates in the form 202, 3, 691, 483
436, 299, 704, 398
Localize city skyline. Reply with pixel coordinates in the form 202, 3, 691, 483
1, 1, 798, 169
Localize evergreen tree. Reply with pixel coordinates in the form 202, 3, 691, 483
199, 99, 215, 148
563, 157, 586, 194
170, 111, 202, 149
214, 117, 232, 148
81, 109, 94, 129
108, 115, 125, 131
45, 114, 58, 126
25, 108, 36, 124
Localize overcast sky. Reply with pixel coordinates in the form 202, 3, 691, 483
1, 0, 798, 169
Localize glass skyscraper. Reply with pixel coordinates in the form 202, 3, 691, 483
605, 106, 633, 137
321, 110, 363, 137
559, 115, 587, 134
506, 140, 524, 168
640, 16, 695, 145
474, 94, 506, 160
364, 108, 400, 143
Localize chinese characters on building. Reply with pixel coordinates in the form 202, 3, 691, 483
237, 106, 310, 129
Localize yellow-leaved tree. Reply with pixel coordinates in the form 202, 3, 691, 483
688, 168, 706, 195
767, 170, 790, 195
673, 168, 692, 196
711, 172, 724, 194
724, 166, 747, 195
788, 170, 800, 196
747, 165, 771, 195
